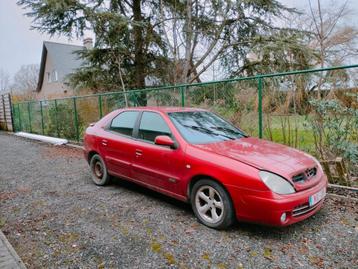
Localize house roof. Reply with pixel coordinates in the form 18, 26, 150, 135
37, 41, 85, 91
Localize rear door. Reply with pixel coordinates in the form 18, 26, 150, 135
131, 111, 184, 194
99, 110, 139, 179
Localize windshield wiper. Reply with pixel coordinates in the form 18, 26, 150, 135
210, 126, 247, 137
183, 125, 235, 140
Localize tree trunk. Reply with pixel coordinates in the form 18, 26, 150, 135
182, 0, 193, 84
317, 0, 323, 99
133, 0, 147, 105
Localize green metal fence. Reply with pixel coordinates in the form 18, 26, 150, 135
12, 64, 358, 141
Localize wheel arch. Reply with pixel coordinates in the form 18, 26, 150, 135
87, 150, 99, 163
187, 174, 233, 203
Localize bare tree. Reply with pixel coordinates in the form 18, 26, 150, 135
180, 1, 234, 83
158, 0, 293, 84
0, 69, 10, 93
182, 0, 193, 84
307, 0, 358, 95
12, 64, 39, 94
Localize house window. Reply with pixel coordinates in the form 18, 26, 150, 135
47, 70, 58, 83
52, 70, 58, 82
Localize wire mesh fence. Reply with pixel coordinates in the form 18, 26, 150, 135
11, 64, 358, 180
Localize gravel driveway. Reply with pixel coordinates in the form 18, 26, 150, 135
0, 132, 357, 269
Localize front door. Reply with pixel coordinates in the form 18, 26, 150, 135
131, 111, 184, 195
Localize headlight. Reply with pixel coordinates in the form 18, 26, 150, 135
259, 171, 295, 194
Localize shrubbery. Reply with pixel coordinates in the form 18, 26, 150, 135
307, 98, 358, 173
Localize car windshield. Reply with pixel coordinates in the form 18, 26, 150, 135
168, 111, 247, 144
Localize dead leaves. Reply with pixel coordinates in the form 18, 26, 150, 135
0, 191, 17, 201
263, 247, 273, 260
308, 255, 324, 268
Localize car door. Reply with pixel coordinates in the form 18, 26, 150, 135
99, 110, 139, 179
131, 111, 185, 194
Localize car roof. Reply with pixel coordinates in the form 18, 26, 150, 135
120, 106, 207, 113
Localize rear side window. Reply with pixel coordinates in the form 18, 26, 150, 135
138, 112, 171, 142
110, 111, 139, 136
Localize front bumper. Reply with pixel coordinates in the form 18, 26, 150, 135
227, 174, 328, 226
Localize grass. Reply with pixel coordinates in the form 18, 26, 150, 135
265, 128, 316, 154
240, 114, 318, 155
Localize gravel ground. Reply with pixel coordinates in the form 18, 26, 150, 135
0, 132, 357, 269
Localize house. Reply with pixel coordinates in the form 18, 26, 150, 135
36, 38, 92, 99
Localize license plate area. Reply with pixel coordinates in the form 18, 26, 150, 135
309, 187, 326, 207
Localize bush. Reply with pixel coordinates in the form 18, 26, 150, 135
46, 102, 83, 140
307, 99, 358, 174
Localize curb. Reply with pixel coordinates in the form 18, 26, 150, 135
66, 143, 84, 150
328, 183, 358, 191
0, 230, 27, 269
327, 193, 358, 202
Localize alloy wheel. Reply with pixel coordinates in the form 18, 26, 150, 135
195, 185, 224, 224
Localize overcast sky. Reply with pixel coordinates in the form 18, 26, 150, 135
0, 0, 357, 81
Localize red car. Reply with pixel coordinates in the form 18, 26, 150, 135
84, 107, 327, 229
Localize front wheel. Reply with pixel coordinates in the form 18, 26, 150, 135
191, 179, 235, 229
89, 154, 111, 186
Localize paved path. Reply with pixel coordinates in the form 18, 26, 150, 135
0, 231, 26, 269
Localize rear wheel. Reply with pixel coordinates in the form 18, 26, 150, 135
191, 179, 235, 229
90, 154, 110, 186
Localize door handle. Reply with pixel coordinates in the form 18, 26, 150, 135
101, 139, 108, 146
135, 149, 143, 156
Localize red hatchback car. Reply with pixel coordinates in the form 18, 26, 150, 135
84, 107, 327, 229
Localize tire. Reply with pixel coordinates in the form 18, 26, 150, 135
89, 154, 111, 186
190, 179, 235, 229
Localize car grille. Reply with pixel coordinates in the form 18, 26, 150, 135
292, 202, 320, 217
292, 167, 317, 183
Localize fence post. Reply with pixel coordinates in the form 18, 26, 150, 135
54, 100, 60, 137
180, 86, 186, 107
98, 95, 103, 118
1, 95, 8, 131
40, 101, 45, 135
11, 104, 16, 132
27, 102, 32, 133
131, 92, 139, 107
258, 77, 263, 139
8, 94, 15, 132
18, 104, 22, 131
73, 97, 80, 142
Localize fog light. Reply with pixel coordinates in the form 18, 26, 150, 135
280, 213, 287, 223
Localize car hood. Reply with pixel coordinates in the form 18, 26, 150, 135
193, 137, 319, 190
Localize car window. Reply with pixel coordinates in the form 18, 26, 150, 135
168, 111, 246, 144
138, 112, 171, 142
110, 111, 139, 136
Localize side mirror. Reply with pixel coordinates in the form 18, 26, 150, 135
154, 135, 177, 149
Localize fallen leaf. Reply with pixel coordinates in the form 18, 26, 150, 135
237, 263, 244, 269
263, 247, 273, 260
309, 256, 324, 267
150, 240, 161, 253
202, 252, 211, 261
